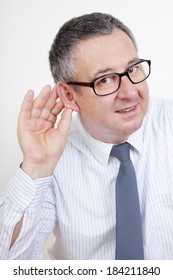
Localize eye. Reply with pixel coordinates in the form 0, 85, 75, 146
96, 75, 118, 87
128, 64, 141, 75
100, 77, 109, 84
128, 66, 137, 74
95, 76, 111, 88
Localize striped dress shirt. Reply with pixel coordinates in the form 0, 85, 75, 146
1, 97, 173, 259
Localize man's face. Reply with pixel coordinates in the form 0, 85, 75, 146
72, 30, 149, 144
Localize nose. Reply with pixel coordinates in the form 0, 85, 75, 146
116, 75, 138, 100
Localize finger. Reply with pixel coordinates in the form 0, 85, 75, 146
18, 90, 34, 121
39, 87, 59, 120
56, 108, 73, 137
51, 99, 65, 116
47, 113, 57, 124
47, 100, 65, 124
31, 85, 52, 118
44, 86, 58, 110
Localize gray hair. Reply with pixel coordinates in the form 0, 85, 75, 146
49, 12, 137, 83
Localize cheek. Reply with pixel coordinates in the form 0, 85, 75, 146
74, 91, 116, 126
142, 88, 149, 114
76, 94, 108, 114
138, 83, 149, 111
82, 102, 105, 119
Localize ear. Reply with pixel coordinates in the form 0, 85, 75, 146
56, 82, 80, 112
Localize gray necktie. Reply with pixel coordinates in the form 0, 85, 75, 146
111, 142, 144, 260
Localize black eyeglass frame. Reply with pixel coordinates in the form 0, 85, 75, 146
67, 59, 151, 96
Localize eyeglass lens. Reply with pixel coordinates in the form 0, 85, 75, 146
94, 61, 150, 96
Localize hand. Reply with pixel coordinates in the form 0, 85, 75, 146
17, 85, 73, 179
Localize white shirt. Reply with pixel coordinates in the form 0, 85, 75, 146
1, 97, 173, 259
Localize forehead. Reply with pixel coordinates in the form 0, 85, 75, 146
74, 30, 138, 79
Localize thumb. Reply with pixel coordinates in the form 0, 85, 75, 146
56, 108, 73, 138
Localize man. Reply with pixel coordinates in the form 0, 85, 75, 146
0, 12, 173, 260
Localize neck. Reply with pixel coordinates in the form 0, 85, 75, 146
79, 115, 129, 145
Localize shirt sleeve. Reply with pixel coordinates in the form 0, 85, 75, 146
0, 168, 56, 259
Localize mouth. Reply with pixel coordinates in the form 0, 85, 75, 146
116, 105, 137, 113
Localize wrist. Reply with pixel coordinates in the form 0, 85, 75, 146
21, 160, 56, 179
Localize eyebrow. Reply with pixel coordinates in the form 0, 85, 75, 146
92, 57, 140, 79
127, 57, 140, 66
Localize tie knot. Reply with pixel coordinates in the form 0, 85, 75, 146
111, 142, 130, 163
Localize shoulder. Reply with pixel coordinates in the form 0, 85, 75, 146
146, 97, 173, 125
148, 96, 173, 112
141, 97, 173, 144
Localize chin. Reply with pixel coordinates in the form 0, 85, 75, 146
122, 118, 144, 137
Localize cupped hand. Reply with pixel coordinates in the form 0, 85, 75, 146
17, 85, 73, 179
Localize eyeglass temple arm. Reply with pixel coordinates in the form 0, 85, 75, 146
67, 81, 92, 87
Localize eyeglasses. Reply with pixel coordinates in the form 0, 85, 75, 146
67, 59, 151, 96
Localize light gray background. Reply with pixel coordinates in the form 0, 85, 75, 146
0, 0, 173, 258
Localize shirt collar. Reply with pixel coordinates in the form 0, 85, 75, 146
128, 104, 151, 154
78, 118, 112, 166
128, 125, 144, 154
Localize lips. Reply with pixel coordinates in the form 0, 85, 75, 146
116, 105, 136, 113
